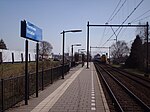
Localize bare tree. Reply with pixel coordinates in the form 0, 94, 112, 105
0, 39, 7, 49
39, 41, 53, 60
136, 22, 149, 43
125, 35, 143, 68
111, 41, 129, 64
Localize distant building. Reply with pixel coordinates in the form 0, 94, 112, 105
52, 53, 70, 61
0, 49, 36, 63
141, 38, 150, 44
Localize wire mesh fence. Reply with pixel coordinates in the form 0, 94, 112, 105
0, 64, 70, 112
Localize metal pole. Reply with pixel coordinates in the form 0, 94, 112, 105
12, 53, 14, 64
21, 53, 23, 63
62, 31, 65, 79
90, 46, 91, 61
25, 39, 28, 105
50, 67, 53, 84
87, 21, 89, 69
146, 22, 149, 77
110, 27, 117, 43
109, 47, 110, 64
78, 49, 80, 54
89, 24, 147, 27
1, 79, 4, 111
41, 55, 44, 90
71, 45, 73, 63
36, 42, 39, 97
41, 45, 44, 90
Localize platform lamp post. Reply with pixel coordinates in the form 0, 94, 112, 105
107, 39, 116, 64
78, 49, 85, 54
71, 44, 81, 66
78, 49, 85, 63
60, 29, 82, 79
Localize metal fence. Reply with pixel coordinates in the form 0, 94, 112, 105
0, 64, 70, 112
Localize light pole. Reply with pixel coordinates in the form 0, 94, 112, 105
71, 44, 81, 64
78, 49, 85, 63
60, 30, 82, 79
78, 49, 85, 54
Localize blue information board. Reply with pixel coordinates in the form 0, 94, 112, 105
21, 20, 42, 42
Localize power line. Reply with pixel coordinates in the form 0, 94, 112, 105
129, 9, 150, 23
116, 0, 144, 37
110, 26, 117, 42
108, 0, 127, 23
107, 0, 122, 23
102, 0, 144, 46
132, 15, 150, 23
121, 0, 144, 25
100, 0, 123, 46
100, 27, 106, 46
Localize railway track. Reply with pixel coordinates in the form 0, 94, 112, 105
94, 62, 150, 112
107, 64, 150, 89
105, 64, 150, 108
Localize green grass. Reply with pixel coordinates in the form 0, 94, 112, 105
111, 64, 121, 68
124, 68, 150, 77
0, 60, 61, 79
111, 64, 150, 77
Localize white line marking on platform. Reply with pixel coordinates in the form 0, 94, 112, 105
31, 67, 84, 112
94, 62, 110, 112
91, 96, 95, 99
91, 103, 96, 106
91, 107, 96, 110
91, 65, 96, 110
91, 93, 95, 96
91, 100, 95, 102
91, 91, 95, 93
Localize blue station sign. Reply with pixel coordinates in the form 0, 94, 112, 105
21, 20, 42, 42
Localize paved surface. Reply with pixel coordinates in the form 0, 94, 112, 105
7, 63, 110, 112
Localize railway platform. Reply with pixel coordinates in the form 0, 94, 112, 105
6, 63, 110, 112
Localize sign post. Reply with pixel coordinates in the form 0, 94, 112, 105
87, 22, 149, 76
25, 39, 28, 105
21, 20, 42, 104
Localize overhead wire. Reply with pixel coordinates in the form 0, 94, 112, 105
101, 0, 127, 46
121, 0, 144, 25
116, 0, 144, 37
100, 0, 123, 46
102, 0, 144, 46
110, 26, 117, 42
132, 15, 150, 23
108, 0, 127, 23
129, 9, 150, 23
107, 0, 122, 23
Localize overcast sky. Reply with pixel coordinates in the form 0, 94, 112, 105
0, 0, 150, 55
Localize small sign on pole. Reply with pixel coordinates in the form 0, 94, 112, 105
21, 20, 42, 104
21, 20, 42, 42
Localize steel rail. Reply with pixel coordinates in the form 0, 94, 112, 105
99, 64, 150, 111
106, 64, 150, 89
94, 63, 124, 112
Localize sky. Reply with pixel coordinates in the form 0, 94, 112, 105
0, 0, 150, 56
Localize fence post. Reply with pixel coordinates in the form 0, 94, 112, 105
36, 43, 39, 97
41, 68, 44, 90
12, 53, 14, 64
29, 54, 31, 63
1, 79, 4, 112
21, 53, 23, 63
50, 68, 53, 84
25, 39, 29, 105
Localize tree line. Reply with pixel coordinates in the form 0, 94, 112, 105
110, 22, 149, 72
0, 39, 7, 49
0, 39, 53, 61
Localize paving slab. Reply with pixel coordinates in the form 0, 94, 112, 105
6, 63, 110, 112
6, 66, 81, 112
